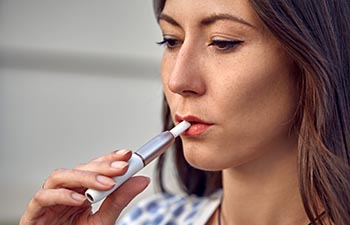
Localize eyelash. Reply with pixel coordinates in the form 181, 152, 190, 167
208, 39, 244, 52
156, 37, 182, 49
157, 37, 244, 52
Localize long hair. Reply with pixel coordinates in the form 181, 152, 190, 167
153, 0, 350, 224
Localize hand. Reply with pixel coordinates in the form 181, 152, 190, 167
20, 149, 150, 225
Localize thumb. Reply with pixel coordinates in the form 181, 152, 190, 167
93, 176, 150, 224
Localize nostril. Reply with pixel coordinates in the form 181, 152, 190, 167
181, 90, 200, 96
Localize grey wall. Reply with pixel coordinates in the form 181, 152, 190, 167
0, 1, 175, 223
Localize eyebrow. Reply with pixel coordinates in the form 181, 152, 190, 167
201, 13, 255, 29
158, 13, 255, 29
158, 13, 180, 27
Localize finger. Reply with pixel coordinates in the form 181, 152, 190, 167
74, 159, 129, 177
44, 168, 116, 191
34, 188, 86, 207
90, 149, 132, 163
94, 176, 150, 223
20, 188, 86, 224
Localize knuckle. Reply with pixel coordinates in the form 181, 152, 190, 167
89, 157, 100, 163
111, 189, 135, 209
46, 168, 66, 183
71, 168, 97, 180
111, 197, 128, 209
51, 168, 66, 177
32, 189, 45, 205
74, 163, 87, 170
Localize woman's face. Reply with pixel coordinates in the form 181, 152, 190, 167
159, 0, 298, 170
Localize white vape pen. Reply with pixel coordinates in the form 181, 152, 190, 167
85, 120, 191, 203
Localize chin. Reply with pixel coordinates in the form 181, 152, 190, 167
182, 140, 257, 171
182, 143, 226, 171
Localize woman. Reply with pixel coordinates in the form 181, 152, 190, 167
20, 0, 350, 225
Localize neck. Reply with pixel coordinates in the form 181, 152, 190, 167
220, 140, 309, 225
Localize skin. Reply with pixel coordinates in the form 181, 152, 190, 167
160, 0, 308, 224
20, 149, 150, 225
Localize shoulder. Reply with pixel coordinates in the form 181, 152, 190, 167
118, 191, 222, 225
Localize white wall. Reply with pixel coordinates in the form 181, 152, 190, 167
0, 1, 171, 223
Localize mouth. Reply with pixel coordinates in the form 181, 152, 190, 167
175, 114, 213, 136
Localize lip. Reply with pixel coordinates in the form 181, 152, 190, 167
175, 114, 213, 137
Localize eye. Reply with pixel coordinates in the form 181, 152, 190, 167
157, 37, 182, 49
208, 39, 244, 52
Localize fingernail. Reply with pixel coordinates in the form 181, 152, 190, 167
116, 149, 131, 156
111, 161, 128, 169
97, 175, 116, 186
71, 192, 86, 202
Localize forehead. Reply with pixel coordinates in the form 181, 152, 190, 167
161, 0, 261, 28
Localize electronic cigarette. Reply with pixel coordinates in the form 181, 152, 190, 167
85, 120, 191, 203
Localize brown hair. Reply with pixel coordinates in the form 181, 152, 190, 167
154, 0, 350, 224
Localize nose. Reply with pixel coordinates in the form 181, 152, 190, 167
166, 42, 206, 97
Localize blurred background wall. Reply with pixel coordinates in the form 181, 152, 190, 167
0, 1, 171, 224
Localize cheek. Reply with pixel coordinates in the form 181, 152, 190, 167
226, 65, 293, 117
186, 57, 298, 170
213, 50, 298, 146
161, 57, 173, 104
